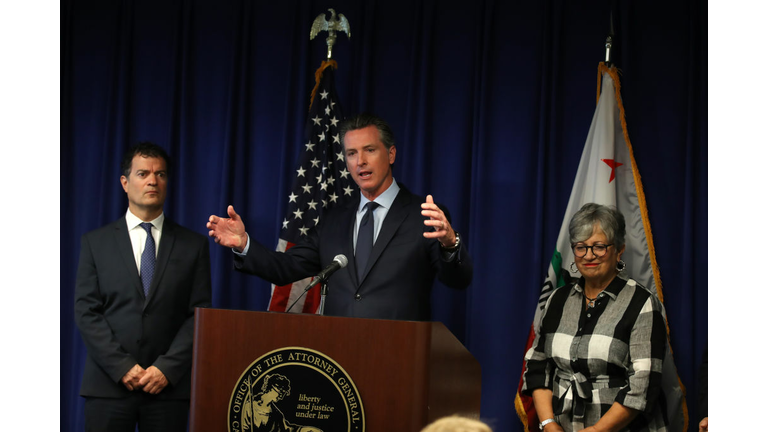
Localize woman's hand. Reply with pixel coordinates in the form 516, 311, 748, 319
544, 422, 565, 432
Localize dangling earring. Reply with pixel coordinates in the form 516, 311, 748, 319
616, 259, 626, 272
570, 262, 579, 273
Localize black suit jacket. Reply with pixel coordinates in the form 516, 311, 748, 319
235, 185, 472, 320
74, 216, 212, 399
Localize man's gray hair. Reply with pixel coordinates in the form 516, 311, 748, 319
568, 203, 626, 249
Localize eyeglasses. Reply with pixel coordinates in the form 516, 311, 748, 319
572, 243, 613, 258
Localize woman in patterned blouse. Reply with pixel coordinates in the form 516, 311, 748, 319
522, 203, 669, 432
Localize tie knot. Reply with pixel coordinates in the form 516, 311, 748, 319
140, 222, 153, 233
364, 201, 379, 213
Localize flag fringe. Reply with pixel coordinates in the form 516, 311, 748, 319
597, 62, 689, 432
597, 62, 663, 301
309, 60, 338, 112
514, 392, 532, 432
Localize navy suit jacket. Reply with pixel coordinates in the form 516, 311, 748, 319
235, 185, 472, 320
74, 216, 212, 399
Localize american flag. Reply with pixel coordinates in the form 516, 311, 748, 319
268, 60, 356, 313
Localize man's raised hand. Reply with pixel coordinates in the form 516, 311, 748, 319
207, 205, 248, 252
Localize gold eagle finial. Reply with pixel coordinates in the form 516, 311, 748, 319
310, 8, 351, 60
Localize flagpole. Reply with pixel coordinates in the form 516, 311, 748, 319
604, 10, 615, 67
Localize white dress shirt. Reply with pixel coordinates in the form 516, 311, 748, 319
353, 179, 400, 252
124, 209, 164, 274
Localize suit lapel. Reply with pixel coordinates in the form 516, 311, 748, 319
146, 218, 175, 307
113, 217, 145, 298
358, 188, 412, 285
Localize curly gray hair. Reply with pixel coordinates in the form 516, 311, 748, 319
568, 203, 626, 249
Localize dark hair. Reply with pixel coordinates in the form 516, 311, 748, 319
338, 112, 396, 150
568, 203, 626, 249
120, 142, 171, 177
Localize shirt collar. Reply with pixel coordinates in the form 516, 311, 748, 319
569, 274, 626, 301
125, 208, 165, 231
357, 178, 400, 213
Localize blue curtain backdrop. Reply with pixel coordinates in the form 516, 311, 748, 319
61, 1, 707, 431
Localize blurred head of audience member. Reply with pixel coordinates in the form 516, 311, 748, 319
420, 415, 493, 432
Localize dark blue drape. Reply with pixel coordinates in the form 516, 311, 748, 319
61, 1, 707, 431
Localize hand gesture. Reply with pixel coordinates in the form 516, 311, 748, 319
207, 205, 248, 252
138, 365, 169, 395
421, 195, 456, 248
121, 364, 146, 391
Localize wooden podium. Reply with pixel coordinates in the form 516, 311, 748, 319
190, 308, 481, 432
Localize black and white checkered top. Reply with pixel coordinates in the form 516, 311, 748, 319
522, 276, 670, 432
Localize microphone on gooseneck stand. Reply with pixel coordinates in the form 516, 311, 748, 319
285, 254, 348, 313
308, 254, 348, 286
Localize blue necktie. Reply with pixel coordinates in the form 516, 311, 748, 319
140, 222, 155, 297
355, 201, 379, 277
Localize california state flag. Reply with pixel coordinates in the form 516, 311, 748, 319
514, 63, 687, 432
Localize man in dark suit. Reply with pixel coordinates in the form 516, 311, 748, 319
207, 113, 472, 320
75, 142, 212, 431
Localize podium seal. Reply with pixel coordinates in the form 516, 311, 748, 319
228, 347, 365, 432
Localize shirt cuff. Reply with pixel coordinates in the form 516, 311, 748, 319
233, 234, 250, 256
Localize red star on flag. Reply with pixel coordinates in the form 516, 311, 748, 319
601, 158, 623, 183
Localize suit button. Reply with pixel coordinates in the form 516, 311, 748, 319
354, 294, 362, 301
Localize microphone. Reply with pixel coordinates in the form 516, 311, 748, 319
308, 254, 348, 286
285, 254, 348, 314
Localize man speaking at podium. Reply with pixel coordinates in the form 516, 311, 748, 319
207, 113, 472, 320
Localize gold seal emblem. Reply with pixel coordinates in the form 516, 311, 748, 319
228, 347, 364, 432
